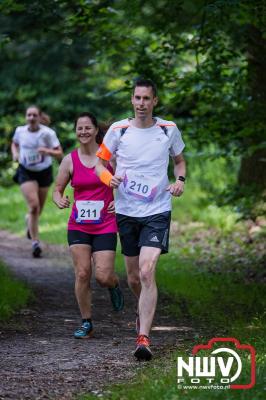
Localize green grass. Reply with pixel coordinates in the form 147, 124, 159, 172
0, 183, 238, 245
0, 183, 72, 244
170, 147, 240, 232
0, 155, 264, 399
80, 336, 265, 400
157, 259, 265, 326
80, 260, 266, 400
0, 260, 31, 320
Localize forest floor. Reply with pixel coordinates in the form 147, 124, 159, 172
0, 230, 194, 400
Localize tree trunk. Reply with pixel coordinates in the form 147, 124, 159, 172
238, 24, 266, 188
238, 149, 266, 187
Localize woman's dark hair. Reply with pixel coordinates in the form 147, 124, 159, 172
74, 112, 105, 144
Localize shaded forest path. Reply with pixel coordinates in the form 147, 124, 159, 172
0, 230, 194, 400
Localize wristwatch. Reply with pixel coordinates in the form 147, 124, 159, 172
177, 176, 186, 182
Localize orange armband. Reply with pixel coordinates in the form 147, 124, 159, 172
99, 169, 113, 187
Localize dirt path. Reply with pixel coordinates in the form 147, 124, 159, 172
0, 230, 194, 400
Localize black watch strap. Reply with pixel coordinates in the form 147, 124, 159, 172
177, 176, 186, 182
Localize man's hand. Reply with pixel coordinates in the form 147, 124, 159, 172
110, 175, 123, 188
54, 195, 70, 209
107, 200, 115, 213
166, 180, 184, 197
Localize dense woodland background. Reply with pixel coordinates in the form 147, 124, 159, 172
0, 3, 265, 398
0, 0, 265, 218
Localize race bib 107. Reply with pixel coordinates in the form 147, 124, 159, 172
123, 172, 158, 202
75, 200, 104, 224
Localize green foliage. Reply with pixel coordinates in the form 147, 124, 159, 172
0, 260, 31, 320
0, 0, 265, 143
171, 143, 240, 229
0, 0, 265, 214
219, 184, 266, 220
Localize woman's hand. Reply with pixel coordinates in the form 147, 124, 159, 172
107, 200, 115, 214
110, 175, 123, 188
54, 195, 70, 209
37, 146, 51, 155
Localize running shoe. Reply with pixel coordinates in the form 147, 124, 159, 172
134, 335, 152, 361
32, 242, 42, 258
74, 321, 94, 339
108, 285, 124, 311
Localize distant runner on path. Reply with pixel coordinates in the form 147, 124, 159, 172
96, 78, 186, 360
53, 112, 124, 339
11, 105, 63, 258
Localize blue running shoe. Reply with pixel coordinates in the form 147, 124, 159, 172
74, 321, 94, 339
108, 285, 124, 311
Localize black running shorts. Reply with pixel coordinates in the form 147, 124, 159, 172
14, 164, 53, 187
116, 211, 171, 257
67, 230, 117, 253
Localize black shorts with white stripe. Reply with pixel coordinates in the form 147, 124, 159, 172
116, 211, 171, 257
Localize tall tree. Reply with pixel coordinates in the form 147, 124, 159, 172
0, 0, 265, 210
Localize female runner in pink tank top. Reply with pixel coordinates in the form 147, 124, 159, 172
53, 113, 124, 339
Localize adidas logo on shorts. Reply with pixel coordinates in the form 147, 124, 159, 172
150, 235, 160, 243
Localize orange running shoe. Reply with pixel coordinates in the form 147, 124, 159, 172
134, 335, 152, 361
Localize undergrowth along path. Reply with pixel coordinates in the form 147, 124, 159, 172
0, 230, 194, 400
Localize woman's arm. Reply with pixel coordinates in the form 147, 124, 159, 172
38, 145, 63, 161
53, 154, 72, 209
95, 158, 123, 188
11, 141, 19, 162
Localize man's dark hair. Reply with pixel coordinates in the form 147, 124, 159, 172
132, 77, 157, 97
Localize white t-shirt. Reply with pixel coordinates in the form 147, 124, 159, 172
13, 124, 60, 171
96, 117, 185, 217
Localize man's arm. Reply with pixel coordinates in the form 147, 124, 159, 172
166, 153, 186, 197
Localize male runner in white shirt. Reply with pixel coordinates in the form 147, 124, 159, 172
96, 78, 186, 360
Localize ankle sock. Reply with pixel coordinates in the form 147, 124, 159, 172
82, 318, 92, 324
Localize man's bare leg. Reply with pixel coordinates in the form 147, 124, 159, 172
138, 246, 161, 337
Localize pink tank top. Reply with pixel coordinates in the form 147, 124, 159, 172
68, 149, 117, 234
